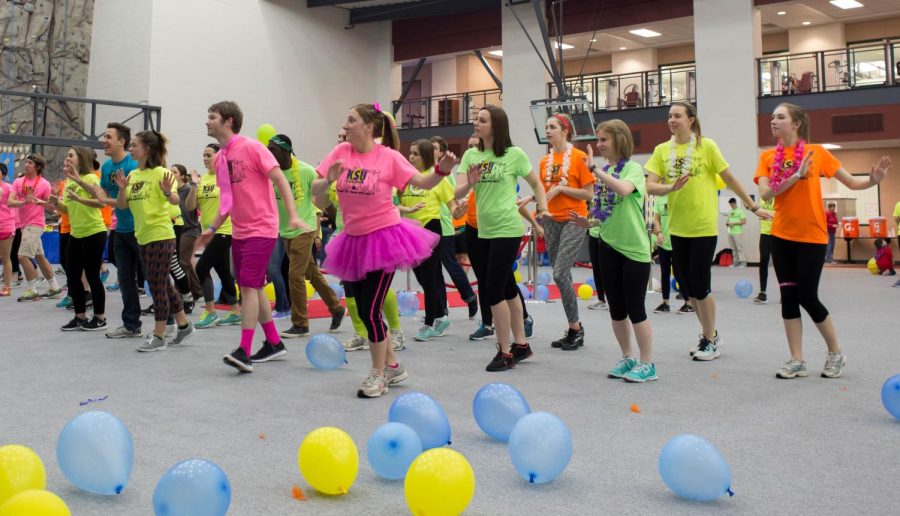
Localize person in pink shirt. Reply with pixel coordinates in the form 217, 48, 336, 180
311, 102, 454, 399
199, 100, 305, 373
0, 179, 16, 296
825, 201, 838, 263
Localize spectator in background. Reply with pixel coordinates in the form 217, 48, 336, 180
874, 238, 895, 276
825, 202, 838, 264
726, 198, 746, 267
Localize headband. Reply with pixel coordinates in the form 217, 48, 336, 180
554, 114, 570, 132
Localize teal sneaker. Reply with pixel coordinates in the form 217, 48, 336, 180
216, 313, 242, 326
524, 315, 534, 339
623, 361, 658, 383
607, 356, 638, 378
433, 316, 452, 336
413, 325, 439, 342
56, 296, 72, 308
469, 323, 494, 341
195, 311, 220, 329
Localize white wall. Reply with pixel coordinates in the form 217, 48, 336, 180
430, 57, 458, 96
611, 48, 658, 75
789, 23, 846, 53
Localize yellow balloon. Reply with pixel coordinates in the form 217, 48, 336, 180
715, 175, 726, 190
0, 445, 46, 506
0, 490, 70, 516
867, 258, 879, 275
405, 448, 475, 516
263, 282, 276, 302
298, 427, 358, 495
306, 280, 315, 299
257, 123, 277, 145
577, 284, 594, 300
513, 271, 522, 284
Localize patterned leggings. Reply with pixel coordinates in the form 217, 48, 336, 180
140, 239, 183, 322
543, 218, 586, 324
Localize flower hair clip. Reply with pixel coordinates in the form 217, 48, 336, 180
373, 101, 382, 113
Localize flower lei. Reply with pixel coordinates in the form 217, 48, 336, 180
768, 139, 805, 193
590, 158, 627, 222
544, 143, 573, 188
667, 134, 696, 181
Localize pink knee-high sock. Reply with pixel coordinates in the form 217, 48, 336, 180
261, 320, 281, 345
240, 329, 255, 355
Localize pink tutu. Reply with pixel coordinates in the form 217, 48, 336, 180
324, 218, 440, 281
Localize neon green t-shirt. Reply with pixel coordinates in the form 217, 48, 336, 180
61, 174, 107, 239
645, 137, 729, 238
276, 158, 318, 239
197, 173, 232, 235
893, 201, 900, 232
126, 166, 176, 245
596, 161, 651, 263
439, 172, 457, 237
458, 146, 531, 239
759, 198, 775, 235
727, 207, 745, 236
399, 168, 454, 226
653, 195, 672, 251
169, 204, 183, 226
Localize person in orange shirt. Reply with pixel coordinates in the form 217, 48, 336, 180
538, 114, 594, 351
755, 102, 892, 380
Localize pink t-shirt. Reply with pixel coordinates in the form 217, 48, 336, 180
317, 143, 417, 236
0, 182, 15, 235
12, 175, 51, 229
224, 137, 280, 240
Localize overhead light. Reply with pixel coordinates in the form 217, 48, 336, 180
552, 42, 574, 50
777, 11, 787, 15
802, 21, 811, 25
590, 38, 597, 42
830, 0, 863, 9
629, 28, 662, 38
619, 46, 627, 50
822, 143, 842, 149
488, 50, 503, 57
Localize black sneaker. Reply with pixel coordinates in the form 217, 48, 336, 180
677, 303, 694, 315
675, 292, 684, 300
486, 349, 515, 371
249, 340, 288, 362
511, 342, 533, 362
61, 317, 87, 331
280, 325, 309, 338
80, 317, 107, 331
141, 305, 155, 316
466, 297, 478, 319
654, 302, 671, 313
753, 292, 768, 304
183, 300, 194, 314
560, 326, 585, 351
329, 307, 346, 332
66, 295, 92, 310
223, 347, 254, 372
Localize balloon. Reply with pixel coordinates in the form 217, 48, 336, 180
152, 459, 230, 516
405, 449, 475, 516
513, 271, 522, 283
298, 427, 358, 495
366, 423, 422, 480
658, 434, 733, 501
329, 282, 345, 299
671, 277, 679, 292
517, 283, 532, 300
734, 280, 753, 298
256, 123, 277, 145
536, 271, 551, 286
472, 383, 531, 442
577, 284, 593, 300
398, 291, 419, 317
508, 412, 572, 484
213, 280, 222, 300
535, 284, 550, 301
306, 280, 315, 298
867, 258, 879, 275
0, 445, 46, 506
716, 175, 726, 190
56, 411, 133, 495
585, 277, 596, 290
388, 392, 451, 451
512, 260, 518, 272
881, 374, 900, 420
0, 490, 69, 516
305, 334, 347, 370
263, 283, 276, 302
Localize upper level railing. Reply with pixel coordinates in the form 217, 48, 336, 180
548, 65, 697, 111
757, 40, 899, 96
393, 89, 502, 129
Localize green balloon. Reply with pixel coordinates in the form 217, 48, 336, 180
257, 123, 277, 145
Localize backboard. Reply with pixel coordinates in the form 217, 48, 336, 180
529, 96, 597, 145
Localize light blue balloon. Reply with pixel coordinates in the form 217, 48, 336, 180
535, 284, 550, 301
56, 411, 134, 495
329, 282, 345, 299
153, 459, 231, 516
473, 383, 531, 442
881, 374, 900, 420
509, 412, 572, 484
586, 277, 596, 290
366, 422, 423, 480
658, 434, 733, 501
305, 334, 347, 370
398, 291, 419, 317
213, 280, 222, 300
734, 280, 753, 298
536, 271, 551, 286
388, 392, 451, 451
518, 283, 532, 300
512, 260, 518, 272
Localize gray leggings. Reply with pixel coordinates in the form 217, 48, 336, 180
543, 218, 586, 324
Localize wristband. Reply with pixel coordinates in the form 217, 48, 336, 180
589, 164, 598, 173
208, 225, 217, 233
434, 165, 451, 177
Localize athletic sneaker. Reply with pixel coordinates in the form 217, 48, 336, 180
821, 352, 847, 378
692, 338, 720, 361
623, 362, 658, 383
753, 292, 768, 304
608, 356, 638, 378
33, 277, 46, 289
466, 297, 478, 319
357, 370, 388, 398
56, 296, 71, 308
486, 349, 515, 372
216, 313, 242, 326
343, 334, 369, 351
100, 269, 109, 284
167, 323, 195, 346
80, 317, 107, 331
551, 325, 585, 351
140, 305, 154, 316
383, 362, 408, 385
17, 289, 40, 302
40, 287, 63, 299
137, 334, 167, 352
105, 282, 119, 292
272, 310, 291, 320
0, 287, 10, 297
677, 303, 694, 314
223, 347, 253, 372
329, 307, 346, 332
138, 287, 146, 297
588, 299, 608, 310
61, 316, 87, 331
689, 331, 721, 357
195, 311, 219, 329
469, 323, 494, 341
249, 341, 288, 362
776, 359, 808, 379
433, 316, 452, 336
280, 325, 309, 338
511, 342, 533, 363
653, 302, 670, 313
524, 315, 534, 339
414, 325, 439, 342
105, 326, 142, 339
391, 328, 405, 351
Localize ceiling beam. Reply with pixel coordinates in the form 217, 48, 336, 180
307, 0, 357, 7
349, 0, 499, 25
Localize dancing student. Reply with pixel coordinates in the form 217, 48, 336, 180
755, 196, 775, 304
0, 179, 14, 296
651, 194, 676, 313
539, 113, 594, 351
645, 101, 770, 361
571, 119, 657, 382
312, 102, 450, 398
455, 106, 548, 372
51, 177, 74, 309
755, 102, 892, 379
585, 200, 609, 311
116, 131, 194, 351
172, 164, 204, 304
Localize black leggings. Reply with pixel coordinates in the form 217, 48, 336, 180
344, 269, 396, 343
597, 238, 650, 323
465, 225, 529, 327
759, 234, 772, 293
670, 235, 717, 301
67, 232, 107, 315
197, 234, 237, 304
106, 230, 116, 267
587, 234, 608, 302
59, 232, 70, 276
772, 236, 829, 323
10, 228, 21, 279
658, 247, 672, 300
412, 219, 446, 326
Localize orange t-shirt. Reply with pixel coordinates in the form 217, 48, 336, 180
94, 170, 113, 228
56, 180, 70, 234
754, 143, 840, 244
539, 146, 594, 221
465, 189, 478, 229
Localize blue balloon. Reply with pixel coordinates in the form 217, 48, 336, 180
398, 290, 419, 317
213, 280, 222, 300
153, 459, 231, 516
388, 392, 451, 451
473, 383, 531, 442
57, 411, 134, 495
734, 280, 753, 298
671, 277, 679, 292
329, 282, 345, 299
536, 271, 551, 286
535, 284, 550, 301
305, 334, 347, 370
658, 434, 733, 501
508, 412, 572, 484
881, 374, 900, 420
585, 277, 596, 290
366, 422, 423, 480
518, 283, 532, 300
512, 260, 518, 272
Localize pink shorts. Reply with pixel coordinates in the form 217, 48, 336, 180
0, 231, 11, 241
231, 237, 276, 289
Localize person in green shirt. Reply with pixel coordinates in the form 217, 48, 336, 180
571, 119, 658, 383
726, 198, 746, 267
756, 197, 775, 303
651, 194, 688, 314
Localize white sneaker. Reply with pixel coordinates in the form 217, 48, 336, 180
137, 334, 167, 352
383, 362, 408, 385
343, 334, 369, 352
357, 370, 388, 398
776, 359, 808, 379
588, 300, 608, 310
390, 328, 405, 351
821, 352, 847, 378
692, 338, 720, 361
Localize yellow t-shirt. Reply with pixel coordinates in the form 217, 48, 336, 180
398, 169, 454, 226
61, 174, 107, 239
126, 166, 176, 245
759, 198, 775, 235
197, 173, 232, 235
893, 201, 900, 232
645, 137, 729, 238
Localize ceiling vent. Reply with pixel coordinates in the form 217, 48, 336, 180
832, 113, 883, 134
